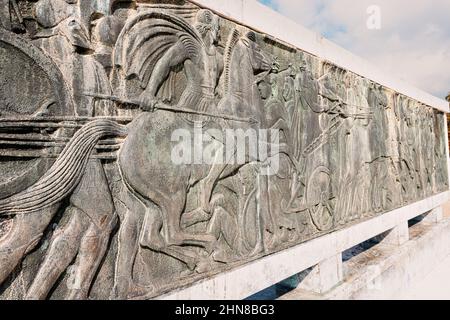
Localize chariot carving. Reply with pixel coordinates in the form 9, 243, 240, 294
0, 0, 447, 300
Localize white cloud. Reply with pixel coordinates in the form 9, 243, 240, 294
262, 0, 450, 99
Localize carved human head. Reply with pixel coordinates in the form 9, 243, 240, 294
343, 72, 352, 88
34, 0, 90, 51
194, 9, 220, 42
60, 18, 91, 51
299, 58, 308, 71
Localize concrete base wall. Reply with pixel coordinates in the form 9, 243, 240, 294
280, 209, 450, 300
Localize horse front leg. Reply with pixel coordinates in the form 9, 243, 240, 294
25, 206, 84, 300
156, 190, 216, 254
66, 212, 117, 300
182, 143, 236, 228
139, 194, 211, 272
181, 162, 229, 229
112, 183, 147, 300
0, 205, 60, 287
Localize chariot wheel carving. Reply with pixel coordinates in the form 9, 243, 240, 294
306, 166, 334, 231
0, 29, 74, 199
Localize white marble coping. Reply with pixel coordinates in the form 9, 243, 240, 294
158, 191, 450, 300
189, 0, 449, 113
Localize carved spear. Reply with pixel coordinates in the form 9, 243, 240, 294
83, 92, 259, 125
10, 0, 23, 23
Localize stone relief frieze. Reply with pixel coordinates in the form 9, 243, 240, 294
0, 0, 448, 299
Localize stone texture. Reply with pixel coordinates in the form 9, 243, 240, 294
159, 194, 448, 299
0, 0, 449, 300
381, 222, 409, 246
297, 254, 343, 294
422, 207, 443, 223
280, 209, 450, 300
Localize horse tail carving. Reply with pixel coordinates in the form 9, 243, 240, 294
0, 120, 127, 216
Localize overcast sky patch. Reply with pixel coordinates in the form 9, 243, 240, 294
259, 0, 450, 99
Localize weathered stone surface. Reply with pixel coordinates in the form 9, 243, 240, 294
0, 0, 448, 300
280, 209, 450, 300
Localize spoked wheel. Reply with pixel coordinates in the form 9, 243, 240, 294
240, 187, 261, 255
0, 29, 74, 200
306, 166, 334, 231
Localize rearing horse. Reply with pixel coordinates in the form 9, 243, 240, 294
111, 28, 275, 298
0, 20, 275, 300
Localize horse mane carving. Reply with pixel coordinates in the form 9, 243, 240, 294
223, 28, 241, 95
113, 10, 204, 88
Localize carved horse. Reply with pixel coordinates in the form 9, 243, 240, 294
0, 28, 274, 300
112, 30, 276, 298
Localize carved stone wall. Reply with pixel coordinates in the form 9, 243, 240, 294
447, 94, 450, 153
0, 0, 448, 300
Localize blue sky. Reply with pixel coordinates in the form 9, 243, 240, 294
258, 0, 450, 99
260, 0, 277, 8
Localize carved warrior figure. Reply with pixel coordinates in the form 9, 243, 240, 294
0, 0, 124, 300
33, 0, 113, 117
23, 0, 121, 300
112, 9, 277, 298
138, 9, 223, 113
258, 71, 298, 247
1, 0, 449, 301
0, 28, 75, 290
124, 9, 224, 218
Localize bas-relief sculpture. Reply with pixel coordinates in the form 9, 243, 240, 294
0, 0, 448, 300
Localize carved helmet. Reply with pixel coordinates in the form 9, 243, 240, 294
34, 0, 91, 50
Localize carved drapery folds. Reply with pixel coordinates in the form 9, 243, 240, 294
0, 0, 448, 299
